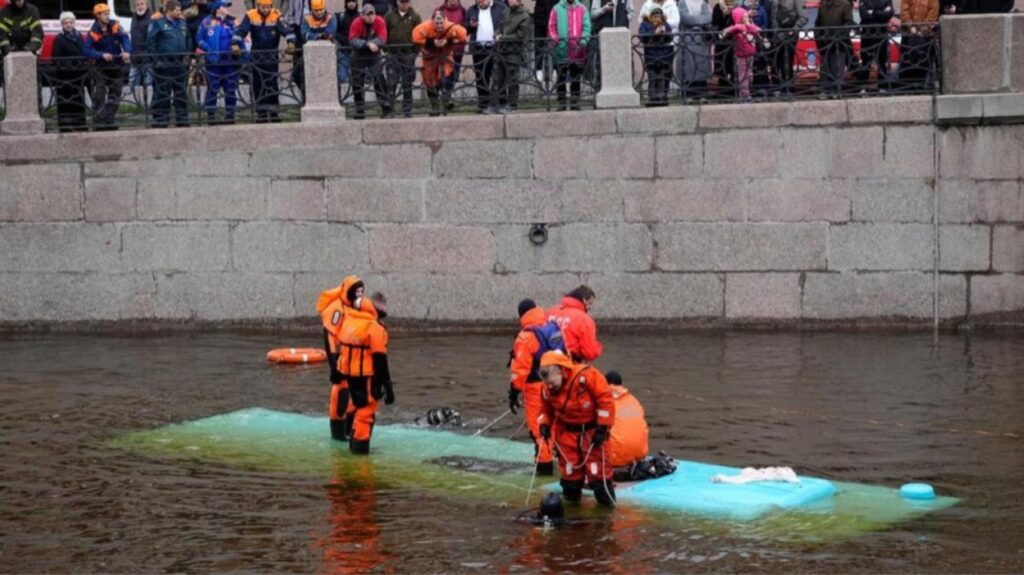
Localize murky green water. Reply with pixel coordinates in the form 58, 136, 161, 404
1, 331, 1022, 573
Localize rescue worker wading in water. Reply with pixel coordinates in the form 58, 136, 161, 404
317, 275, 365, 441
603, 370, 649, 470
508, 298, 565, 476
339, 291, 395, 454
547, 285, 603, 363
536, 350, 617, 506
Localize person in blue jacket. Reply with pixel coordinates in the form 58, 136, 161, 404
235, 0, 296, 122
147, 0, 194, 127
84, 3, 132, 130
196, 0, 241, 124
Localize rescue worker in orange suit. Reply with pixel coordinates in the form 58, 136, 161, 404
339, 291, 394, 454
547, 285, 603, 363
508, 299, 565, 476
536, 350, 616, 505
603, 371, 649, 470
317, 275, 365, 442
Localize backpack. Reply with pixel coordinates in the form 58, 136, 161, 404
526, 321, 566, 381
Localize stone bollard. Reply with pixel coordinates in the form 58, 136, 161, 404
595, 27, 640, 109
301, 40, 346, 122
1, 52, 45, 135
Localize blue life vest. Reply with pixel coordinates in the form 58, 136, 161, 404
526, 321, 567, 382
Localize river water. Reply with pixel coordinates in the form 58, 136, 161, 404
1, 331, 1022, 573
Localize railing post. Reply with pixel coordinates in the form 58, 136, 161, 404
595, 27, 640, 109
301, 40, 346, 122
1, 52, 45, 135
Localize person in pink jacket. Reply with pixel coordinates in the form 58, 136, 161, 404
722, 6, 759, 101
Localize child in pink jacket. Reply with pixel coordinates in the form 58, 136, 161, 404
723, 7, 760, 101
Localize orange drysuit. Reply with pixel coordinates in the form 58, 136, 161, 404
607, 385, 649, 468
411, 19, 467, 88
339, 298, 391, 454
318, 275, 365, 441
537, 362, 616, 485
510, 307, 556, 467
548, 296, 603, 363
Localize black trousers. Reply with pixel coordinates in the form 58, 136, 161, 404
555, 61, 582, 109
472, 44, 496, 110
352, 62, 390, 117
387, 50, 416, 115
152, 65, 189, 127
251, 58, 281, 121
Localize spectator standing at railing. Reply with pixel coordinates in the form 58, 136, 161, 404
722, 6, 759, 100
466, 0, 507, 113
85, 4, 133, 131
640, 0, 680, 31
548, 0, 590, 111
736, 0, 769, 95
0, 0, 43, 57
244, 0, 289, 16
51, 11, 89, 132
854, 0, 892, 92
815, 0, 853, 97
130, 0, 155, 94
771, 0, 806, 97
384, 0, 422, 117
532, 0, 556, 79
493, 0, 530, 112
710, 0, 735, 98
677, 0, 712, 102
197, 0, 242, 124
898, 0, 938, 91
412, 8, 467, 115
592, 0, 633, 33
148, 0, 193, 127
437, 0, 467, 99
638, 7, 673, 105
237, 0, 296, 122
302, 0, 338, 42
349, 3, 392, 118
337, 0, 361, 84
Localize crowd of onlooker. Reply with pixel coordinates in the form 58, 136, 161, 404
0, 0, 1018, 130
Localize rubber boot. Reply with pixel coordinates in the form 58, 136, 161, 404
344, 412, 355, 439
329, 420, 348, 441
589, 479, 616, 506
349, 439, 370, 455
536, 461, 554, 476
560, 479, 584, 503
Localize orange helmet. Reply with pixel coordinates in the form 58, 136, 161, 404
539, 350, 573, 370
257, 0, 273, 5
93, 3, 111, 16
310, 0, 326, 10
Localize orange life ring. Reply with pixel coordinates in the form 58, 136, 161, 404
266, 348, 327, 364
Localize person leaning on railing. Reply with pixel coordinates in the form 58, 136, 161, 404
147, 0, 194, 127
235, 0, 295, 122
412, 8, 467, 116
0, 0, 43, 64
436, 0, 467, 97
84, 4, 132, 131
493, 0, 530, 113
51, 11, 89, 132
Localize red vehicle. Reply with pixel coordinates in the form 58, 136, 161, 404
0, 0, 133, 60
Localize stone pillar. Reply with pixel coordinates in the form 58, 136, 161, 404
938, 14, 1024, 124
595, 27, 640, 109
301, 40, 345, 122
1, 52, 45, 135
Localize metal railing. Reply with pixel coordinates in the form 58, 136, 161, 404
632, 23, 941, 105
336, 37, 600, 118
37, 49, 303, 132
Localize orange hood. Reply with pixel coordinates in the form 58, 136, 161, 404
519, 306, 547, 330
316, 275, 364, 313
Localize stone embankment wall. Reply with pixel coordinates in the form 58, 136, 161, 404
1, 97, 1022, 327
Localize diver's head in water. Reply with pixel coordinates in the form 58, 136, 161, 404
538, 491, 564, 522
416, 407, 462, 427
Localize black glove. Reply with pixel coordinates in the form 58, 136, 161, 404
592, 425, 609, 449
508, 387, 520, 414
539, 424, 551, 441
383, 381, 395, 405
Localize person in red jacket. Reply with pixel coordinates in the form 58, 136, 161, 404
536, 350, 616, 506
508, 299, 565, 476
547, 285, 602, 363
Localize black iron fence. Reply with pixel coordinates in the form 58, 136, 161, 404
633, 23, 940, 105
336, 37, 600, 118
37, 49, 303, 132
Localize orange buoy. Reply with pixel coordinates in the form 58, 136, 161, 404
266, 348, 327, 364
